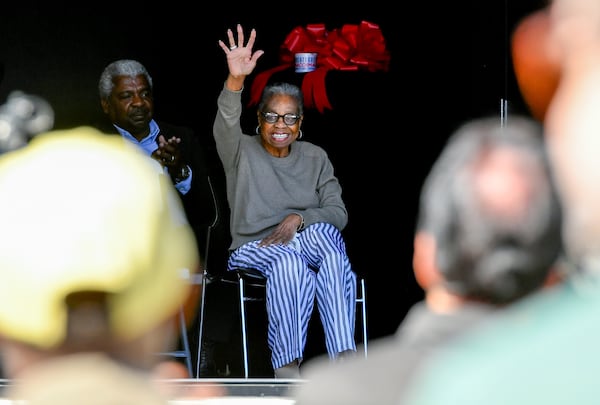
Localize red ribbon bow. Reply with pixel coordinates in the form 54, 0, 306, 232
249, 20, 391, 113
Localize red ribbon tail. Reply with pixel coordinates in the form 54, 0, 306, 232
302, 68, 332, 113
248, 65, 290, 107
301, 73, 315, 109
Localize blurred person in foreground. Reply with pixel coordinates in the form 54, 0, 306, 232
293, 115, 564, 405
402, 1, 600, 403
0, 127, 223, 403
214, 24, 358, 378
98, 59, 230, 377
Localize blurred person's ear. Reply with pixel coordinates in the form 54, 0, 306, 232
413, 232, 442, 291
543, 258, 572, 288
512, 7, 560, 121
543, 268, 564, 288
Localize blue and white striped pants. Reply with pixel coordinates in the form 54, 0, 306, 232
228, 222, 357, 369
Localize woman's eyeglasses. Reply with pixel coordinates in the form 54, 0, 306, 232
260, 111, 301, 126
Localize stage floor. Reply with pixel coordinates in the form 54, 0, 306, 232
0, 378, 304, 404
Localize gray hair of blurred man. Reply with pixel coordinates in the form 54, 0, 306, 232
416, 115, 563, 304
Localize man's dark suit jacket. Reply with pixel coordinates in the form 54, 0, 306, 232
98, 120, 220, 259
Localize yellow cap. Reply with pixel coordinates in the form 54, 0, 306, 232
0, 127, 199, 348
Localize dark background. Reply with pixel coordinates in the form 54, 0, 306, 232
0, 0, 549, 370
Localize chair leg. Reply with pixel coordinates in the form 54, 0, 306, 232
360, 278, 368, 358
195, 271, 208, 378
178, 308, 193, 375
157, 307, 193, 376
239, 277, 250, 378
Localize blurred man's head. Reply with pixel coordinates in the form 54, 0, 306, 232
414, 116, 563, 304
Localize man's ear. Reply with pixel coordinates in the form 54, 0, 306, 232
100, 98, 109, 115
412, 231, 442, 290
511, 7, 559, 121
